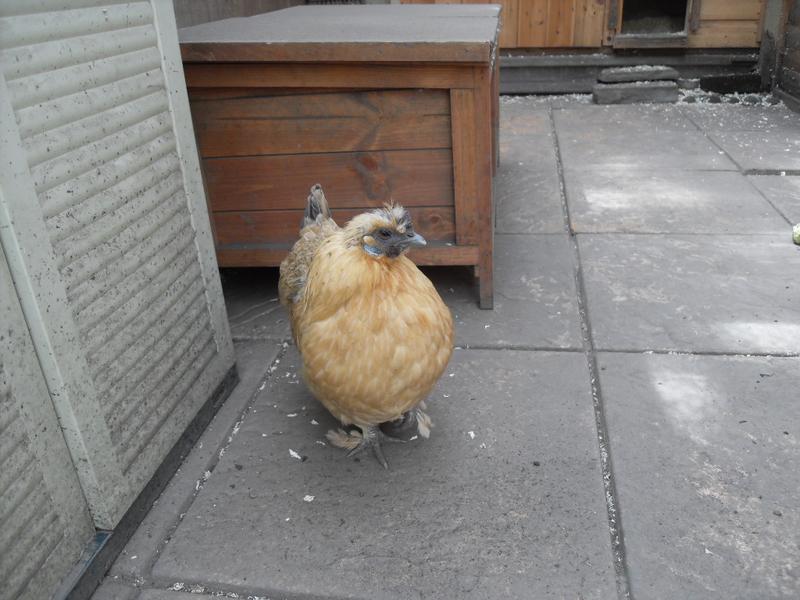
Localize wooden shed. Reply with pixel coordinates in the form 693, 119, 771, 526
403, 0, 766, 50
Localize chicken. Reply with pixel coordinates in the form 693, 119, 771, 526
279, 184, 454, 468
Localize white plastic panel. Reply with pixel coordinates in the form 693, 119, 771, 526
0, 0, 234, 529
0, 246, 94, 600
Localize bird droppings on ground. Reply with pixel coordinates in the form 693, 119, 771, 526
310, 419, 319, 425
303, 495, 315, 502
315, 440, 327, 446
289, 449, 302, 460
467, 431, 476, 440
286, 413, 298, 418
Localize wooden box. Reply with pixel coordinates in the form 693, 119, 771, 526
180, 5, 500, 308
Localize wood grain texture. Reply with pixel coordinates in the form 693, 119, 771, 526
214, 206, 456, 245
699, 0, 764, 21
216, 243, 479, 267
191, 89, 452, 157
573, 0, 606, 46
183, 62, 477, 90
450, 88, 479, 246
203, 149, 454, 212
519, 0, 549, 46
687, 20, 761, 47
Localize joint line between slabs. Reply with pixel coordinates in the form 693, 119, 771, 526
550, 106, 633, 600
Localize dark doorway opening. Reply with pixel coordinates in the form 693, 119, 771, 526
620, 0, 689, 35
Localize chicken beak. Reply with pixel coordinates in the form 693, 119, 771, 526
407, 232, 427, 248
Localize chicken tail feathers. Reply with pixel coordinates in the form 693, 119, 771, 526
303, 184, 331, 228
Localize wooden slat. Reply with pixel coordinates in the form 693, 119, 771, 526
191, 89, 452, 157
450, 88, 479, 246
213, 206, 457, 245
687, 20, 761, 47
499, 0, 520, 47
183, 62, 476, 90
203, 149, 454, 212
216, 243, 480, 267
699, 0, 763, 21
546, 0, 576, 46
573, 0, 606, 47
191, 88, 449, 121
519, 0, 549, 46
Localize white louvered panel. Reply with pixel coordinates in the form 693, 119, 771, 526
0, 249, 94, 600
0, 0, 234, 533
8, 46, 162, 109
93, 272, 205, 401
46, 150, 180, 243
122, 338, 217, 470
39, 130, 176, 218
115, 312, 214, 445
0, 2, 152, 50
52, 168, 183, 266
0, 24, 157, 81
73, 221, 194, 334
67, 207, 189, 313
24, 89, 169, 166
59, 185, 185, 289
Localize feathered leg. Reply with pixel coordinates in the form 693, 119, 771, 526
326, 424, 405, 470
380, 403, 433, 440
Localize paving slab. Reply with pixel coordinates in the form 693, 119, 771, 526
499, 101, 552, 136
707, 131, 800, 172
495, 132, 565, 234
221, 268, 290, 340
428, 234, 582, 349
564, 170, 788, 233
598, 352, 800, 599
152, 348, 617, 600
89, 580, 138, 600
748, 175, 800, 223
681, 104, 800, 132
106, 339, 282, 582
578, 234, 800, 354
555, 127, 736, 171
554, 104, 697, 133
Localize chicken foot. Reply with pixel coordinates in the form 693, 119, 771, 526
326, 425, 406, 469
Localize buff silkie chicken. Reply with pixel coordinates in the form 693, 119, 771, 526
279, 184, 454, 468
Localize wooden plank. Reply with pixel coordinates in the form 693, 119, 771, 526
191, 88, 449, 121
183, 62, 477, 90
547, 0, 576, 46
214, 206, 457, 245
191, 89, 452, 157
474, 69, 494, 309
450, 88, 479, 246
499, 0, 520, 47
519, 0, 549, 46
216, 243, 480, 267
700, 0, 763, 21
203, 149, 454, 212
573, 0, 606, 47
687, 20, 761, 47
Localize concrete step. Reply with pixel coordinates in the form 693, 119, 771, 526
598, 65, 679, 83
593, 81, 680, 104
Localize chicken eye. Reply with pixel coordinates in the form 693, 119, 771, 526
406, 231, 415, 238
377, 228, 392, 239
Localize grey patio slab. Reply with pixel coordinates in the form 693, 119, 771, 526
499, 101, 551, 136
578, 234, 800, 354
428, 234, 582, 349
495, 131, 565, 234
554, 103, 698, 133
707, 131, 800, 172
152, 348, 617, 600
748, 175, 800, 223
89, 580, 138, 600
107, 339, 282, 581
598, 352, 800, 599
221, 268, 290, 341
564, 169, 788, 233
555, 127, 736, 171
680, 104, 800, 132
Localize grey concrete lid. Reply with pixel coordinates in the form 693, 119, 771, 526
179, 5, 501, 64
